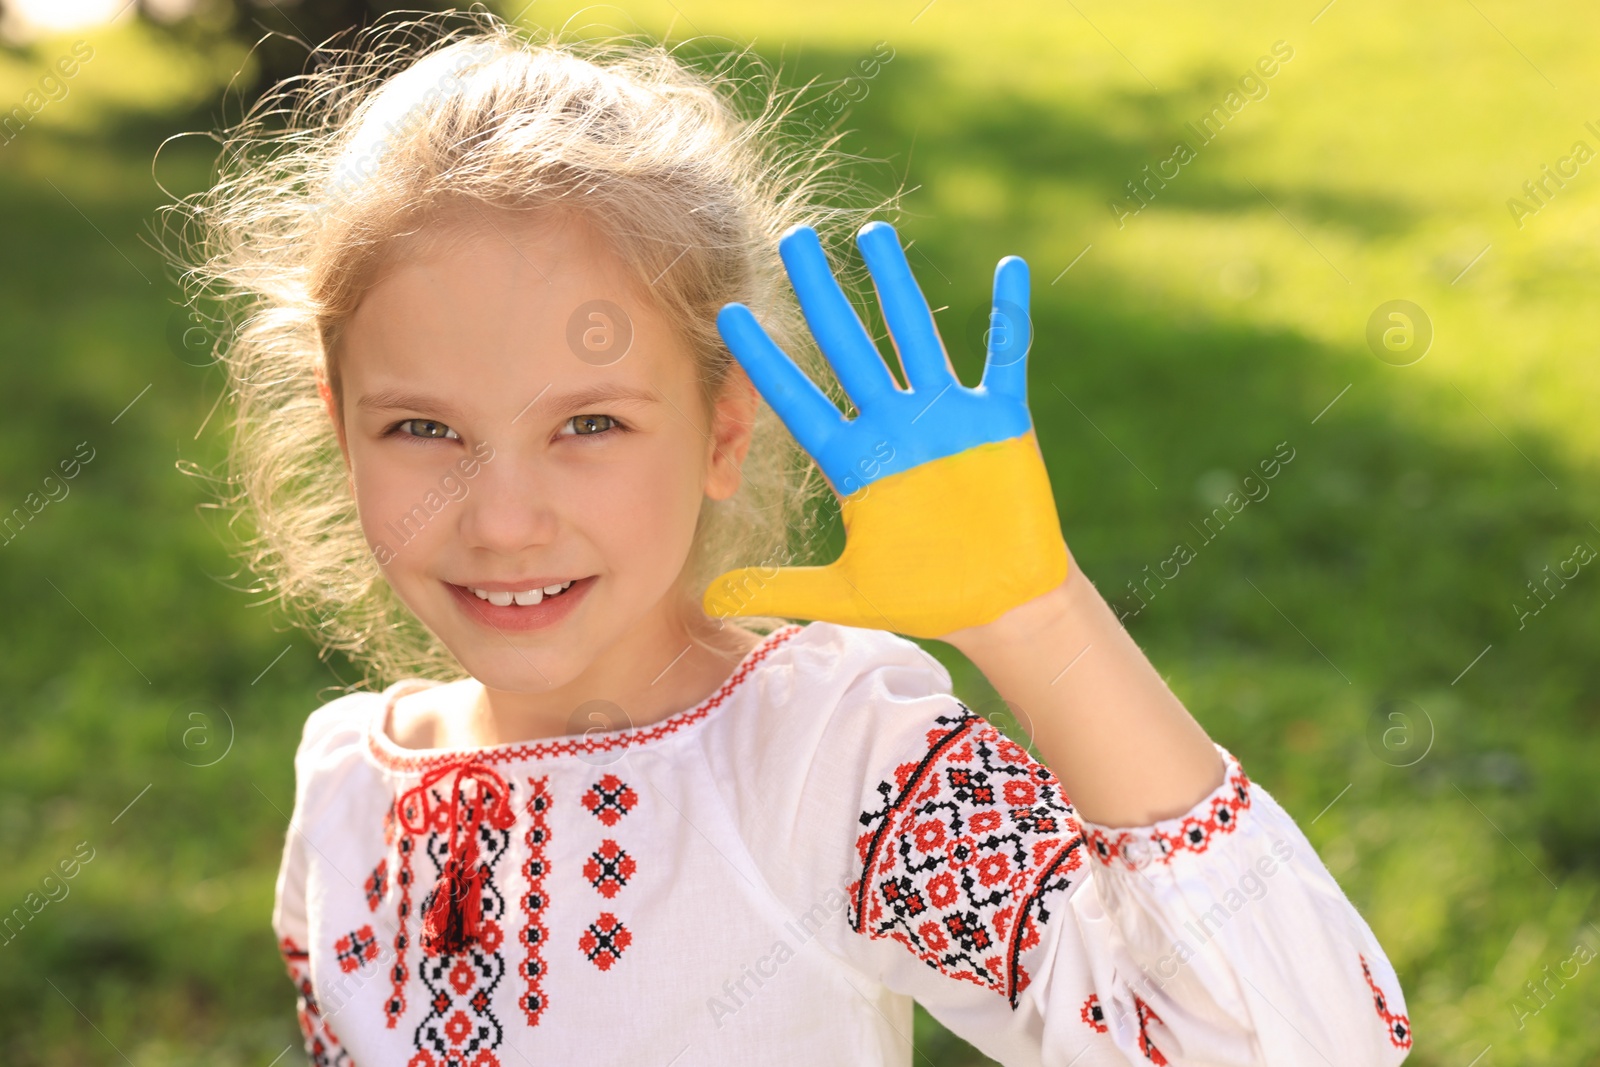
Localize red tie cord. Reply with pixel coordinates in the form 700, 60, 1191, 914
398, 759, 516, 956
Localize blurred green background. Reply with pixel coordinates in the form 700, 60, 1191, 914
2, 0, 1597, 1063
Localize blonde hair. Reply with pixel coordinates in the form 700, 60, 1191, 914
158, 7, 897, 691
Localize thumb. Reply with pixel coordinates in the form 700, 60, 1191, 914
702, 563, 885, 628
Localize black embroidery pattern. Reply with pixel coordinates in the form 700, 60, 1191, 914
519, 775, 552, 1027
1082, 749, 1250, 870
583, 839, 636, 900
848, 706, 1086, 1008
409, 779, 515, 1066
1080, 993, 1169, 1063
1361, 953, 1413, 1050
364, 859, 387, 913
279, 937, 353, 1066
335, 925, 379, 973
579, 775, 637, 970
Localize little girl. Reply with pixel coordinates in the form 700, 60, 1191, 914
170, 11, 1411, 1065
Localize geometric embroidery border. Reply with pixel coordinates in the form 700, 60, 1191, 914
1080, 748, 1251, 871
849, 706, 1087, 1009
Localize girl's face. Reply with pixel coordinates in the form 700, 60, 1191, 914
327, 209, 757, 703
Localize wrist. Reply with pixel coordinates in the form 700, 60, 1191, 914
939, 542, 1089, 657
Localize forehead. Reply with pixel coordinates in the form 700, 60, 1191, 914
341, 208, 688, 398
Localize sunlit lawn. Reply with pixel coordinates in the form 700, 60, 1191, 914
2, 2, 1596, 1063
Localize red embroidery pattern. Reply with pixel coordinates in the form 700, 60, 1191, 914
1361, 953, 1413, 1050
1081, 993, 1107, 1033
279, 936, 353, 1066
1078, 993, 1168, 1064
848, 707, 1086, 1008
580, 775, 637, 970
385, 799, 414, 1029
520, 775, 551, 1027
582, 775, 638, 827
400, 761, 516, 957
365, 859, 387, 912
1133, 997, 1169, 1065
367, 625, 804, 773
579, 912, 632, 971
1082, 748, 1250, 870
335, 925, 380, 973
583, 840, 636, 899
408, 775, 516, 1066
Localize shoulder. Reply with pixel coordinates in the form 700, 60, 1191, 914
776, 620, 954, 697
695, 622, 972, 914
295, 681, 409, 773
706, 621, 958, 762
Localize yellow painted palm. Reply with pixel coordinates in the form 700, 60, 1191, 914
704, 222, 1070, 641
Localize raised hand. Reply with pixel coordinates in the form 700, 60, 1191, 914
702, 221, 1069, 640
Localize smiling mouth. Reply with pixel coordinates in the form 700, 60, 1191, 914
462, 580, 579, 607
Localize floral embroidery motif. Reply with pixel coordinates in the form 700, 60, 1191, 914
279, 936, 352, 1066
335, 924, 380, 973
1082, 749, 1251, 871
520, 775, 552, 1027
582, 774, 638, 827
848, 706, 1086, 1008
583, 840, 636, 900
365, 858, 387, 912
1361, 952, 1413, 1049
1078, 993, 1168, 1063
582, 777, 639, 968
579, 911, 632, 971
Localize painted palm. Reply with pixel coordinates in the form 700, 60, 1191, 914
703, 221, 1070, 640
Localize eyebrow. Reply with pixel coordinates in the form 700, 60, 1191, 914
355, 383, 665, 422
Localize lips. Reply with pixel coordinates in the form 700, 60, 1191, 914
466, 580, 577, 607
444, 575, 596, 633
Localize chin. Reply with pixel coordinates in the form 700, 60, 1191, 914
453, 638, 585, 693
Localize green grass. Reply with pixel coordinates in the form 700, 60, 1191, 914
2, 3, 1598, 1063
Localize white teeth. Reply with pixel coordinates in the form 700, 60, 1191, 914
470, 579, 577, 606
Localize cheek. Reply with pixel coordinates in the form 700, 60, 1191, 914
577, 435, 706, 562
348, 445, 455, 560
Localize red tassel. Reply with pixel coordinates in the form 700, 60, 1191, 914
398, 758, 516, 958
421, 850, 484, 957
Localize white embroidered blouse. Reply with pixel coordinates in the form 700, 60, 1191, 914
272, 620, 1413, 1066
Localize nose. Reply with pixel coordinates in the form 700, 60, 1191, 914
455, 441, 561, 555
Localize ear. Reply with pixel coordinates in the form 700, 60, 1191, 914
704, 369, 759, 502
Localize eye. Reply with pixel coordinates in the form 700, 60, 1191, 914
387, 418, 460, 441
561, 413, 628, 438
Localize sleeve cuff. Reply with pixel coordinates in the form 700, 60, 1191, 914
1078, 743, 1251, 871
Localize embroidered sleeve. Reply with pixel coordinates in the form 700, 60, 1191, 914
847, 708, 1085, 1011
271, 704, 361, 1067
1069, 745, 1413, 1065
278, 936, 356, 1066
839, 699, 1412, 1066
708, 624, 1411, 1065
